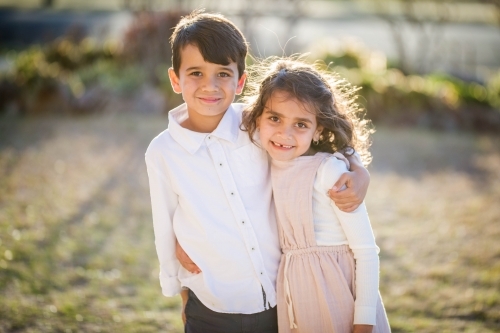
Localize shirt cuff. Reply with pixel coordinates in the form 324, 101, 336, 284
354, 305, 377, 325
159, 274, 181, 297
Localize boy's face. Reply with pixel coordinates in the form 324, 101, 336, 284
169, 44, 246, 129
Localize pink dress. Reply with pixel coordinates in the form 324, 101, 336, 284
272, 153, 391, 333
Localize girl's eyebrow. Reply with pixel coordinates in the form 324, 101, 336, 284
264, 109, 313, 124
263, 109, 282, 117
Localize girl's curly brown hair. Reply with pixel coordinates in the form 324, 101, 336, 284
241, 56, 373, 166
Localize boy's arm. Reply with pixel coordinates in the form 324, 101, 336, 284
328, 153, 370, 212
145, 150, 182, 296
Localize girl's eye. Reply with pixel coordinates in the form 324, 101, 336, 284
269, 116, 279, 122
297, 122, 308, 128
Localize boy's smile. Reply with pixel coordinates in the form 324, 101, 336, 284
168, 44, 246, 132
258, 91, 323, 161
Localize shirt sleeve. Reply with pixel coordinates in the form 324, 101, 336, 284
317, 156, 380, 325
145, 143, 181, 297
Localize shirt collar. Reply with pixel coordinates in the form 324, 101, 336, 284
168, 103, 240, 154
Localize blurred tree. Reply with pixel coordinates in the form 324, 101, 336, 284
374, 0, 450, 75
374, 0, 499, 77
478, 0, 500, 25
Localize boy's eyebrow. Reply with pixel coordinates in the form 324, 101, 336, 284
264, 109, 313, 124
218, 66, 235, 73
185, 66, 235, 74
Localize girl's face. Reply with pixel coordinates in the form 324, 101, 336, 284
257, 91, 323, 161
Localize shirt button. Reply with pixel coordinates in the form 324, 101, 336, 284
260, 272, 263, 275
219, 163, 222, 166
231, 192, 234, 195
251, 247, 255, 250
242, 221, 245, 224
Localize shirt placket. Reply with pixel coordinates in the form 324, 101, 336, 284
206, 135, 275, 308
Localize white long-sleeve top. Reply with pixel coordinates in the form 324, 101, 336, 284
313, 156, 380, 325
145, 103, 281, 314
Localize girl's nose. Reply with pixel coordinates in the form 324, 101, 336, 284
278, 126, 293, 139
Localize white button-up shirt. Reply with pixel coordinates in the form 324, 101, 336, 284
145, 103, 281, 314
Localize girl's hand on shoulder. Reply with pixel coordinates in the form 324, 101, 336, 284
353, 324, 374, 333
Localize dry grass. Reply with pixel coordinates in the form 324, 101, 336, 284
0, 115, 499, 332
369, 128, 500, 332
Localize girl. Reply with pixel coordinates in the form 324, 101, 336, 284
242, 58, 391, 333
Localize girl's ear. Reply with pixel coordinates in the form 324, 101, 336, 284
313, 125, 323, 141
235, 72, 247, 95
168, 68, 182, 94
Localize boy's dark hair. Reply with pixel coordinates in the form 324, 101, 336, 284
170, 10, 248, 78
242, 57, 373, 165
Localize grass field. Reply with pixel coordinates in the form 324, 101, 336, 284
0, 114, 499, 333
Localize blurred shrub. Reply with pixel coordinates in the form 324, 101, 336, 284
155, 63, 184, 111
0, 11, 188, 116
122, 11, 185, 83
0, 38, 127, 115
45, 38, 119, 71
77, 60, 145, 96
121, 11, 187, 111
313, 40, 500, 132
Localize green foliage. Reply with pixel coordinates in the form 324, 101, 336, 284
44, 39, 119, 71
313, 42, 500, 132
0, 38, 154, 115
77, 60, 146, 96
322, 50, 361, 69
0, 11, 186, 115
9, 38, 122, 91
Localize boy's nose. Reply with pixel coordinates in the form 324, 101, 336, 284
202, 76, 219, 91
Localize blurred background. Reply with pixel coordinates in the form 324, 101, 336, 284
0, 0, 499, 332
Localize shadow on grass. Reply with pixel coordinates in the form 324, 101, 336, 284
369, 127, 500, 184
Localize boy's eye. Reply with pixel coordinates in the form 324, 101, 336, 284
190, 72, 202, 77
218, 72, 231, 77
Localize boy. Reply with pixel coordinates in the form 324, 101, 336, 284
145, 10, 369, 333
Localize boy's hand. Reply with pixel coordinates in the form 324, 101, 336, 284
180, 289, 189, 325
328, 153, 370, 212
176, 240, 201, 274
353, 324, 374, 333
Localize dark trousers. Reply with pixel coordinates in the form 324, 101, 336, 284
185, 289, 278, 333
